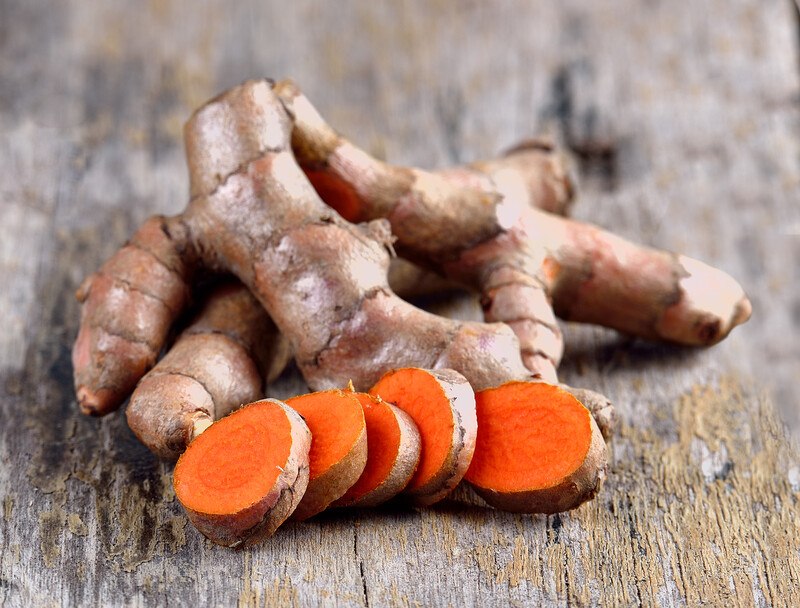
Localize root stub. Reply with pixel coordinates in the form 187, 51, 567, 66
465, 382, 607, 514
173, 399, 311, 547
370, 368, 477, 506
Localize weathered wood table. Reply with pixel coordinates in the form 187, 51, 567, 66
1, 1, 798, 605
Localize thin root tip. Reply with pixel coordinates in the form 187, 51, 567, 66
503, 138, 555, 156
76, 386, 115, 417
700, 293, 752, 346
731, 295, 753, 329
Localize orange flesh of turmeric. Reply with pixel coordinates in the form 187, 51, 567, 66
305, 169, 363, 223
286, 390, 365, 480
339, 393, 401, 502
370, 370, 453, 491
465, 382, 592, 492
173, 400, 291, 516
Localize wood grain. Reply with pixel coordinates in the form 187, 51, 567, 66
1, 0, 798, 606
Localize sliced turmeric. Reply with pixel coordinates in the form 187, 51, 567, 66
335, 391, 421, 508
173, 399, 311, 547
465, 382, 607, 513
285, 389, 368, 520
370, 368, 477, 506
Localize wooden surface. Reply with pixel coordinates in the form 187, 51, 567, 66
1, 1, 799, 605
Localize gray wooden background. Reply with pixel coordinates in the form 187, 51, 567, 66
1, 0, 798, 606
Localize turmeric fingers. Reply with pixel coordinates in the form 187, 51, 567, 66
73, 78, 752, 537
74, 78, 537, 426
73, 80, 537, 426
126, 280, 290, 460
72, 216, 193, 416
275, 79, 751, 383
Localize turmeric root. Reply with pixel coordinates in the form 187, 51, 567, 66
464, 382, 607, 513
275, 80, 752, 383
72, 216, 194, 415
370, 368, 477, 506
126, 280, 291, 460
284, 389, 368, 520
173, 398, 311, 547
73, 79, 539, 423
334, 390, 421, 508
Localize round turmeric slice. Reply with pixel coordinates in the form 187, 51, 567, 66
285, 389, 367, 520
335, 392, 421, 508
173, 398, 311, 547
370, 368, 477, 506
465, 381, 607, 513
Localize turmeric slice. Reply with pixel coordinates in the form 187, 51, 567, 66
173, 399, 311, 547
465, 382, 607, 513
285, 390, 368, 520
335, 392, 421, 508
370, 368, 477, 506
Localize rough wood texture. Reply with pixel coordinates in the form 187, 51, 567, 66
1, 0, 798, 605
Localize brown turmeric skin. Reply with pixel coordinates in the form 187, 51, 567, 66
73, 79, 537, 420
275, 80, 752, 383
72, 216, 194, 415
126, 280, 290, 460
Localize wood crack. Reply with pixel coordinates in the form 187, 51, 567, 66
354, 519, 370, 608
